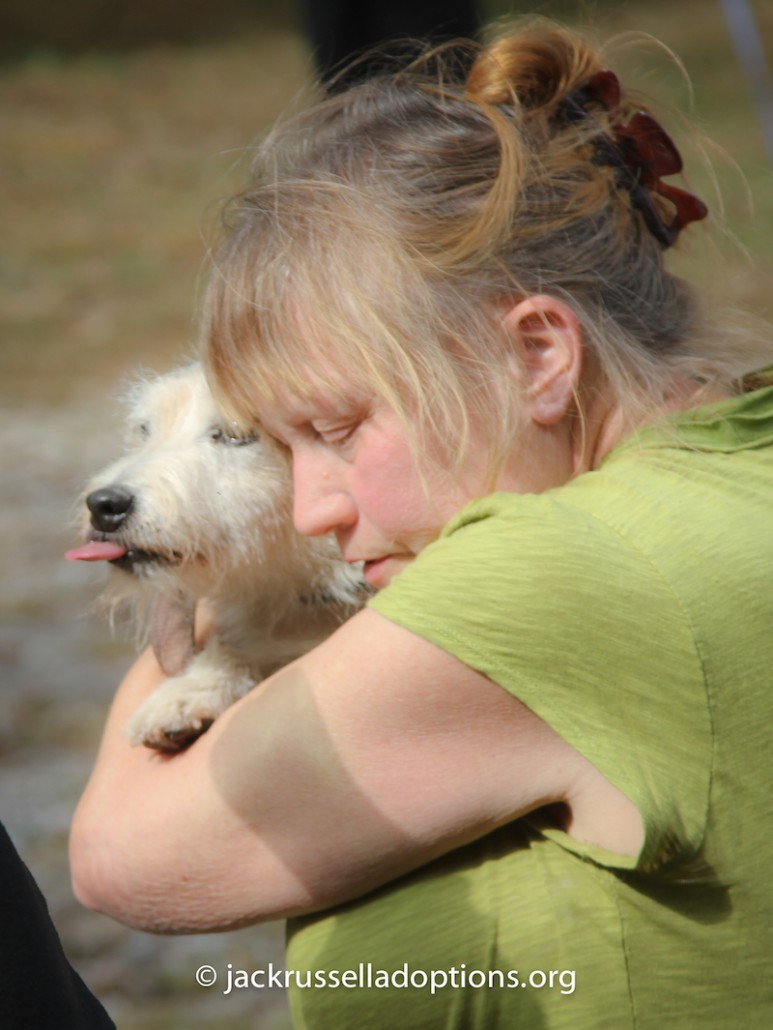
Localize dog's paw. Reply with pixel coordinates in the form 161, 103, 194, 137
124, 670, 254, 751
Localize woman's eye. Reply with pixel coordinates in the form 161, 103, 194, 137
312, 422, 359, 444
209, 425, 260, 447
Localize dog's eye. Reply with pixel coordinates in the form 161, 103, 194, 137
133, 420, 150, 440
209, 425, 259, 447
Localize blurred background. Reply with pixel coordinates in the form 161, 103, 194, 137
1, 1, 771, 1027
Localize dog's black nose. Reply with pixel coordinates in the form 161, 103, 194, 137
87, 487, 134, 532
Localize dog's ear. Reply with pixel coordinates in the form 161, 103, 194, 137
150, 594, 197, 676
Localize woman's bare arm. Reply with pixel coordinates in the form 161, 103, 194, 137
70, 609, 641, 933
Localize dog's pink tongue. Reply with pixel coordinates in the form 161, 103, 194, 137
65, 541, 128, 562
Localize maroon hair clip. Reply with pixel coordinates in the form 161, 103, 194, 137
561, 69, 708, 248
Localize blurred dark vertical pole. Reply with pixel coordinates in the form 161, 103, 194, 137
297, 0, 483, 89
718, 0, 773, 166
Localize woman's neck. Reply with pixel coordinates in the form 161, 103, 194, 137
580, 377, 735, 473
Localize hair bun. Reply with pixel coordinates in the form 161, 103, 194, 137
465, 25, 600, 115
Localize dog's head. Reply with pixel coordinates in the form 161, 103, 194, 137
67, 362, 339, 598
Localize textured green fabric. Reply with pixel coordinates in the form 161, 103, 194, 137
286, 388, 773, 1028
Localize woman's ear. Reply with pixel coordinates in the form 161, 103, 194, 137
502, 295, 583, 426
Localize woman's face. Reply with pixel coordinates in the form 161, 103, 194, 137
258, 382, 549, 589
233, 296, 589, 583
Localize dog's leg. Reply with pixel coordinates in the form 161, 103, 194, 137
124, 638, 259, 751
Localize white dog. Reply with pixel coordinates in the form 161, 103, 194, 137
67, 363, 367, 750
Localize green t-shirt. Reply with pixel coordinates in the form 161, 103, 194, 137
285, 387, 773, 1028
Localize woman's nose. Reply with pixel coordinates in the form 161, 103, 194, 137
292, 460, 356, 538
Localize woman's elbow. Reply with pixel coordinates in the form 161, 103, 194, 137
69, 802, 290, 933
69, 801, 176, 933
70, 845, 136, 928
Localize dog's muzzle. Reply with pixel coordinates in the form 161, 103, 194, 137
67, 486, 179, 572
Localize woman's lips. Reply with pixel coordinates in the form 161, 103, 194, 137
363, 557, 388, 580
361, 555, 410, 587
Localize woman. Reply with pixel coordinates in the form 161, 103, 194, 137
71, 21, 773, 1028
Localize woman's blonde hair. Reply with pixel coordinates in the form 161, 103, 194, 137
203, 19, 772, 470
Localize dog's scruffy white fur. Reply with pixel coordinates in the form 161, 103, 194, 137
69, 362, 367, 750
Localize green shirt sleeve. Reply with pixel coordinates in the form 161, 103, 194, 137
368, 490, 712, 875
